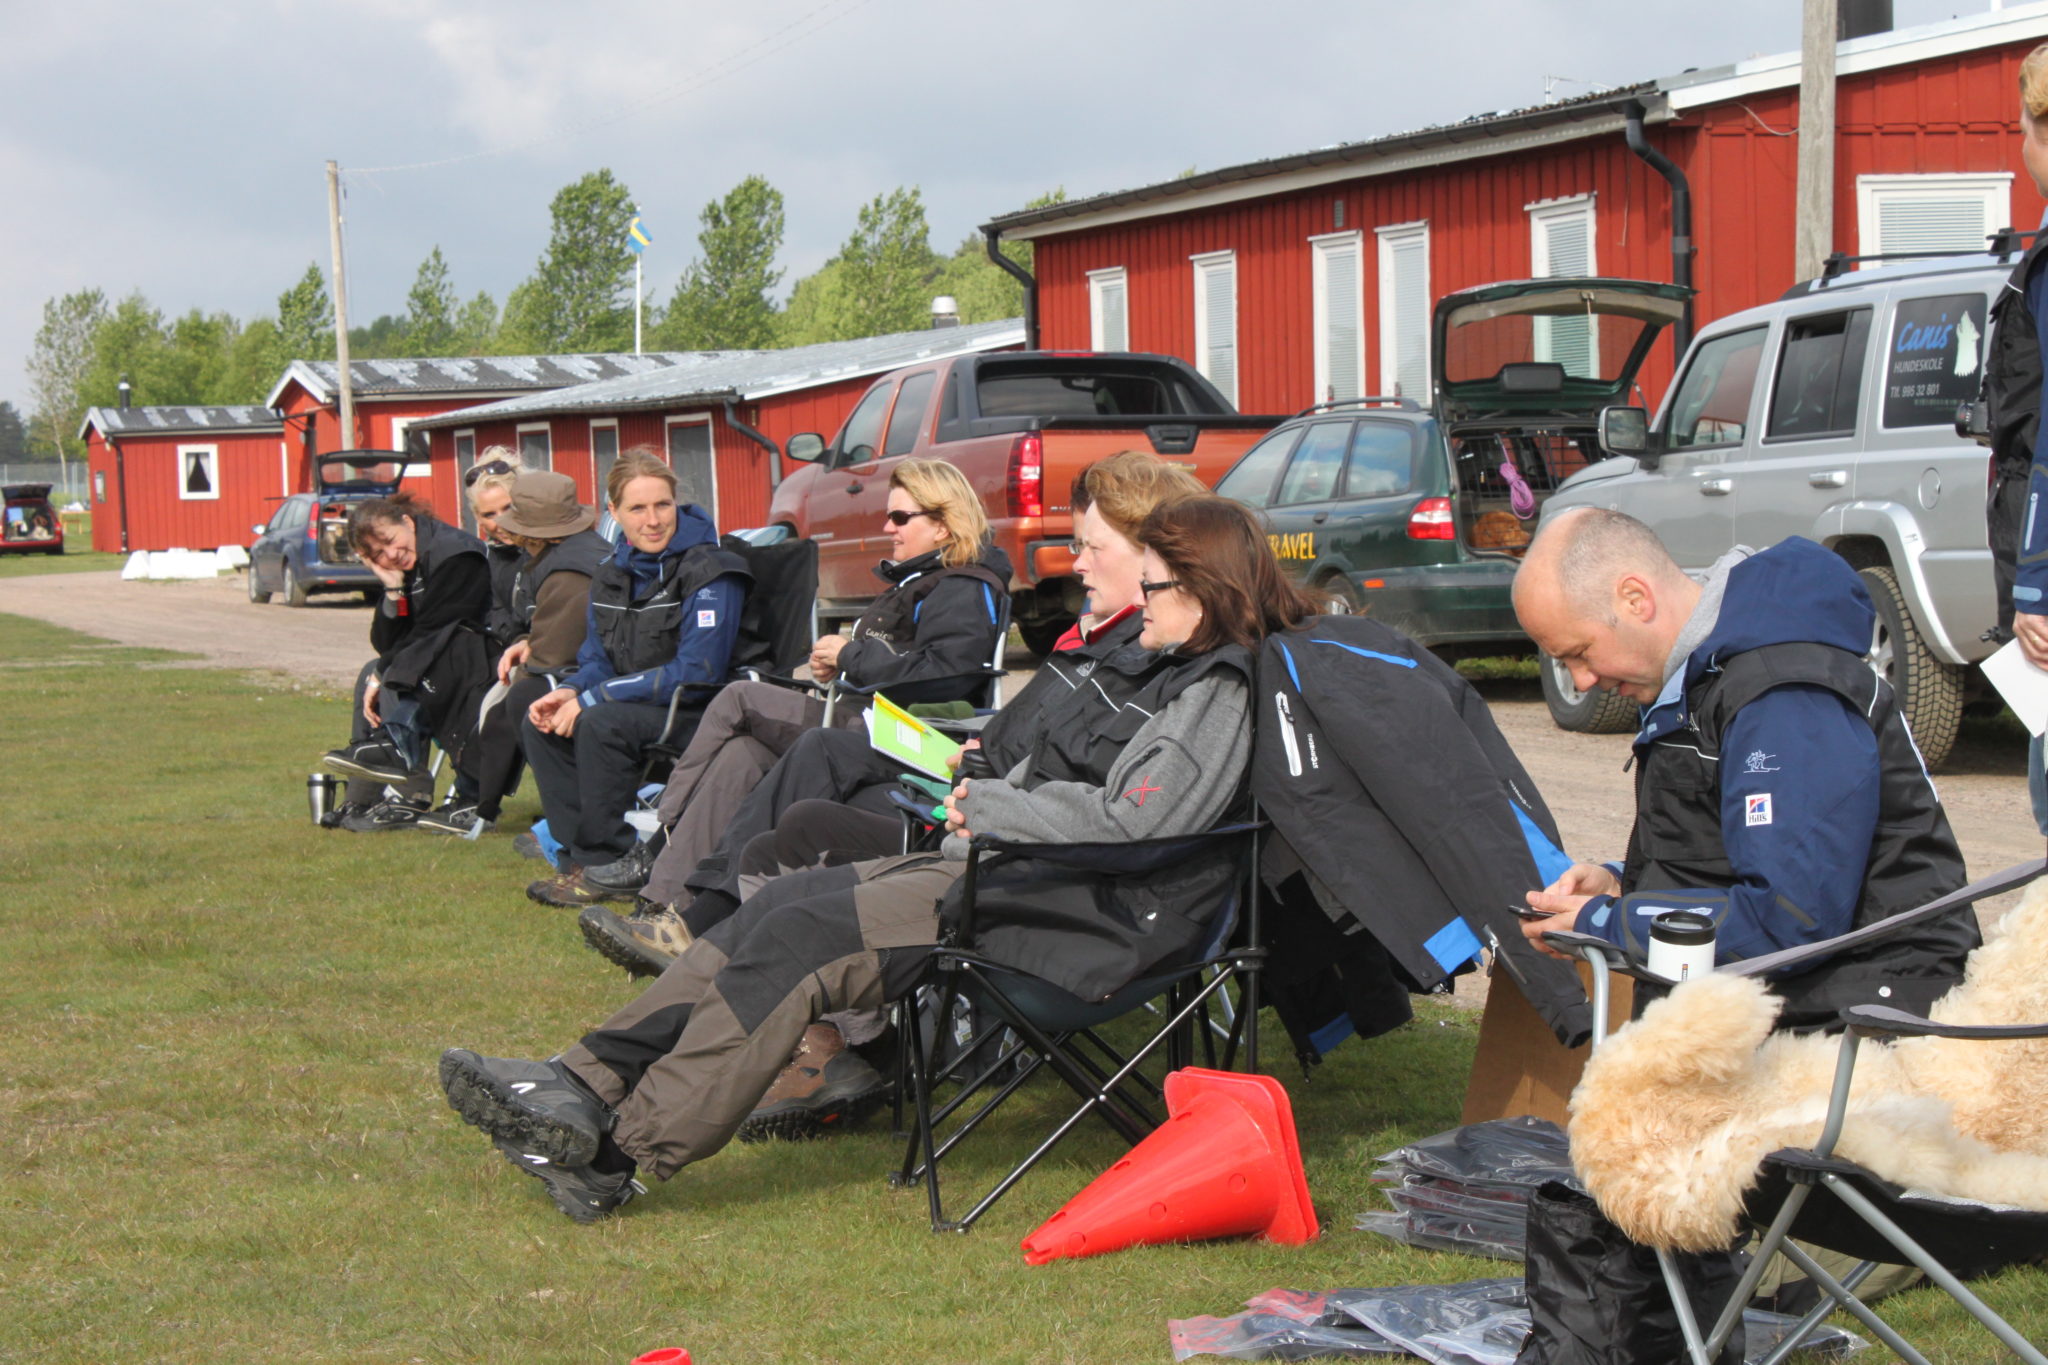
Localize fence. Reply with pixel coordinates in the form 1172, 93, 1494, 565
0, 462, 88, 503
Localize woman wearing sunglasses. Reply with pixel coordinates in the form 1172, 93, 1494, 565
437, 496, 1323, 1223
562, 458, 1010, 906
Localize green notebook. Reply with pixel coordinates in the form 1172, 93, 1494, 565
865, 693, 963, 780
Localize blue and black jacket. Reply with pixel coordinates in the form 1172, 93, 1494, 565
566, 504, 750, 708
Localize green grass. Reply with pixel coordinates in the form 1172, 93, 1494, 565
0, 613, 2040, 1364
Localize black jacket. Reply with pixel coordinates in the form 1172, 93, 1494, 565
974, 610, 1146, 776
1982, 234, 2048, 636
1249, 615, 1594, 1049
834, 545, 1011, 704
369, 514, 490, 670
483, 541, 522, 648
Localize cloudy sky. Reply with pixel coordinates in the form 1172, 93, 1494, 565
0, 0, 2005, 416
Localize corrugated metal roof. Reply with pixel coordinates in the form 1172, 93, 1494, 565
263, 350, 737, 409
410, 319, 1026, 430
79, 404, 284, 441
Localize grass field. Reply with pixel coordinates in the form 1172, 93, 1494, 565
2, 612, 2042, 1364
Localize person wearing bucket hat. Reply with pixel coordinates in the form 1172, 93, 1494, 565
421, 472, 612, 837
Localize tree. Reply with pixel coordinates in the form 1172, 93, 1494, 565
403, 246, 458, 356
502, 169, 637, 353
25, 288, 107, 476
778, 187, 941, 346
931, 188, 1065, 324
452, 290, 499, 355
654, 175, 785, 351
276, 264, 333, 362
0, 401, 27, 463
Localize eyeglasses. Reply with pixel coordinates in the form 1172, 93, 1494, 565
1139, 578, 1182, 598
884, 509, 938, 527
463, 459, 515, 489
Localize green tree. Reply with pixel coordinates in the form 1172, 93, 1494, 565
776, 260, 853, 346
0, 400, 27, 462
403, 246, 458, 356
276, 263, 334, 362
654, 175, 785, 351
502, 169, 637, 352
25, 288, 109, 471
348, 314, 407, 356
226, 317, 284, 401
80, 293, 171, 408
837, 187, 940, 337
931, 188, 1065, 324
453, 290, 499, 355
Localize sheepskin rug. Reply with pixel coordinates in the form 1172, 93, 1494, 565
1568, 879, 2048, 1252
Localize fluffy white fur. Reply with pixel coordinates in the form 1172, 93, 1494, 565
1568, 879, 2048, 1252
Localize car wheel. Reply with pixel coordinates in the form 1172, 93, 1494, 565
1017, 616, 1072, 659
1315, 572, 1361, 615
1859, 564, 1962, 769
1539, 650, 1638, 734
246, 564, 272, 604
283, 562, 309, 607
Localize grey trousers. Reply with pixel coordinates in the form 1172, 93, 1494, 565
561, 852, 962, 1180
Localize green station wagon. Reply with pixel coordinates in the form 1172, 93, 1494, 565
1216, 277, 1691, 659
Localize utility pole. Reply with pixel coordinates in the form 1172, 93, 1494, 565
326, 160, 356, 450
1795, 0, 1839, 281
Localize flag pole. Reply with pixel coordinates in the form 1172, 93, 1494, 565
634, 201, 644, 355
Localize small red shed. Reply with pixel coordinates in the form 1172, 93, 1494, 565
409, 319, 1025, 532
81, 405, 287, 553
984, 7, 2048, 416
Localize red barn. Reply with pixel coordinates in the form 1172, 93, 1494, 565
411, 319, 1025, 532
984, 7, 2048, 416
81, 405, 286, 553
264, 352, 705, 526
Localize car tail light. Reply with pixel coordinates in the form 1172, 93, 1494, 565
1407, 497, 1455, 541
1007, 433, 1044, 519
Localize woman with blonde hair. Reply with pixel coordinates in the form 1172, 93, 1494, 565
577, 457, 1011, 904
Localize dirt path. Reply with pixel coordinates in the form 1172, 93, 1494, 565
4, 567, 2036, 914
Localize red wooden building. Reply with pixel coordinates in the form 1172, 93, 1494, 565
984, 6, 2048, 416
81, 405, 286, 553
410, 319, 1025, 532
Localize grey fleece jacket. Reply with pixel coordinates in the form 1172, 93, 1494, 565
945, 674, 1251, 855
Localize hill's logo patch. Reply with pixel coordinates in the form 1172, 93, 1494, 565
1745, 793, 1773, 827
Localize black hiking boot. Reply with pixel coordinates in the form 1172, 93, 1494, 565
438, 1049, 612, 1168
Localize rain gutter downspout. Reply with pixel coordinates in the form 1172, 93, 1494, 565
724, 397, 783, 492
114, 439, 131, 553
985, 227, 1038, 349
1623, 99, 1695, 358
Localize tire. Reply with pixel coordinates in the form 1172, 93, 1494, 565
1539, 650, 1638, 734
1315, 572, 1361, 615
246, 564, 271, 604
1859, 565, 1963, 769
283, 562, 309, 608
1017, 616, 1072, 659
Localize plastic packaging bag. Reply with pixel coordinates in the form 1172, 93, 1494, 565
1374, 1116, 1575, 1193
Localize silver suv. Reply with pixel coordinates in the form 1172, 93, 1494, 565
1539, 252, 2008, 767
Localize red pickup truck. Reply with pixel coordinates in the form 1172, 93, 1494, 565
771, 351, 1281, 654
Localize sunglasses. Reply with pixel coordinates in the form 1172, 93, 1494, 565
1139, 578, 1182, 598
463, 459, 515, 489
884, 508, 938, 527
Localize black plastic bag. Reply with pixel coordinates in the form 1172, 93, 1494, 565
1515, 1181, 1745, 1365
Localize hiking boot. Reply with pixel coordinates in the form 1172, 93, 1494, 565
578, 902, 693, 977
418, 802, 492, 837
512, 830, 546, 860
491, 1139, 644, 1224
322, 739, 418, 784
438, 1049, 612, 1167
581, 840, 660, 895
337, 796, 429, 833
320, 800, 373, 830
736, 1024, 892, 1144
527, 866, 628, 908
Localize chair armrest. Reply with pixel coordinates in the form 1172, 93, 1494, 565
1839, 1004, 2048, 1040
1543, 930, 1678, 986
832, 667, 1004, 709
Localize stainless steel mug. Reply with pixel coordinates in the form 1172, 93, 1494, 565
308, 772, 346, 825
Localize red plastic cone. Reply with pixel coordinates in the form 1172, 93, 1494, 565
1020, 1067, 1318, 1265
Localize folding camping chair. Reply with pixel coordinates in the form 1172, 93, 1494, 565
819, 584, 1013, 725
891, 818, 1266, 1233
1547, 857, 2048, 1365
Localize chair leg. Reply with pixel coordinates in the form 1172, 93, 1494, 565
1776, 1239, 1938, 1365
1750, 1260, 1883, 1365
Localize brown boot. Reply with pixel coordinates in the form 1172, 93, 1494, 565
578, 902, 693, 977
736, 1024, 890, 1144
526, 866, 627, 908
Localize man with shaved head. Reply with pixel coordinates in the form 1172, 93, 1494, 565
1512, 509, 1976, 1030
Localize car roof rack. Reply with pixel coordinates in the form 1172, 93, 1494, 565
1787, 228, 2043, 296
1289, 395, 1423, 419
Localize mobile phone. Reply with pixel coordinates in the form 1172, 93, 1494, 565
1508, 902, 1555, 921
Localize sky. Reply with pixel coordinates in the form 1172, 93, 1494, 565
0, 0, 2006, 420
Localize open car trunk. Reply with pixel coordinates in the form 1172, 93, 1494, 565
2, 482, 61, 547
1433, 279, 1691, 560
312, 451, 405, 567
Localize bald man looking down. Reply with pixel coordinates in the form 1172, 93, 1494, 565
1512, 509, 1976, 1030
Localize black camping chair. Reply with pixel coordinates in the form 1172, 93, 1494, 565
820, 586, 1013, 724
1548, 857, 2048, 1365
891, 818, 1266, 1233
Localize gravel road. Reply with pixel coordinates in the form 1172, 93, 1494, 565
5, 567, 2036, 916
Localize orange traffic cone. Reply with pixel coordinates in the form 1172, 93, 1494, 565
1020, 1067, 1318, 1265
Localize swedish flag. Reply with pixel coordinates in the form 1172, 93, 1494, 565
627, 215, 652, 255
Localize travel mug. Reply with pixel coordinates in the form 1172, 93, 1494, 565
1646, 910, 1716, 983
307, 773, 345, 825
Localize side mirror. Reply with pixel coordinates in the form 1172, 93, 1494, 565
786, 432, 826, 463
1598, 405, 1660, 467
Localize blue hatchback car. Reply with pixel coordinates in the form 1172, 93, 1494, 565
246, 451, 404, 606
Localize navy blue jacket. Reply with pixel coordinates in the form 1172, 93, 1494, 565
567, 504, 746, 707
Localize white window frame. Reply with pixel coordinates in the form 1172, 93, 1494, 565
1190, 249, 1239, 408
1856, 172, 2015, 259
515, 422, 553, 472
177, 444, 221, 501
1528, 194, 1598, 371
1310, 230, 1366, 405
664, 414, 719, 516
1087, 267, 1129, 352
387, 415, 429, 479
1374, 221, 1432, 401
589, 418, 620, 497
